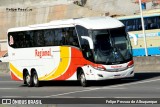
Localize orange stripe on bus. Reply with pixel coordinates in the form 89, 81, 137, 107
10, 71, 21, 81
9, 63, 23, 80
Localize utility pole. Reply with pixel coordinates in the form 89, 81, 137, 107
138, 0, 148, 56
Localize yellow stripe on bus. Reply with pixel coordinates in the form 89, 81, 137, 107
38, 67, 58, 80
43, 46, 70, 80
9, 63, 23, 79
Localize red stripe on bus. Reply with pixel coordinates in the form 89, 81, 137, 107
11, 71, 21, 81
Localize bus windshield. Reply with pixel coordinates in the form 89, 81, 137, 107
91, 27, 132, 65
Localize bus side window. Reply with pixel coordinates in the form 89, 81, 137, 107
33, 30, 45, 47
136, 18, 148, 30
158, 16, 160, 28
24, 31, 31, 47
76, 25, 89, 48
120, 20, 128, 31
44, 29, 55, 46
58, 27, 79, 47
56, 29, 65, 45
66, 27, 79, 47
120, 20, 126, 26
144, 18, 148, 30
126, 19, 135, 31
54, 29, 64, 46
53, 29, 63, 46
148, 17, 158, 29
17, 32, 28, 48
10, 31, 27, 48
136, 18, 142, 30
76, 25, 89, 37
28, 31, 34, 47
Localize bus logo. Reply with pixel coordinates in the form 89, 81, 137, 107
111, 65, 122, 69
9, 35, 14, 45
35, 48, 52, 58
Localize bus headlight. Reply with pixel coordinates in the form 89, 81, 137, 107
91, 65, 106, 71
127, 60, 134, 68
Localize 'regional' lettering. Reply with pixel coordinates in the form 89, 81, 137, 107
35, 48, 52, 58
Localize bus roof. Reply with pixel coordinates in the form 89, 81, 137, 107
116, 10, 160, 20
8, 17, 124, 32
75, 17, 123, 29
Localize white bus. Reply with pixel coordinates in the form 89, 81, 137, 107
8, 17, 134, 87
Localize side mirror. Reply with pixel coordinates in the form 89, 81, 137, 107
128, 32, 138, 45
81, 36, 94, 49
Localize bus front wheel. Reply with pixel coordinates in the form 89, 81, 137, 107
79, 71, 88, 87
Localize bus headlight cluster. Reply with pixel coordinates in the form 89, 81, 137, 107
127, 60, 134, 68
91, 65, 106, 71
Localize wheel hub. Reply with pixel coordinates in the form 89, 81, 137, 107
26, 75, 30, 84
33, 75, 38, 85
81, 74, 86, 84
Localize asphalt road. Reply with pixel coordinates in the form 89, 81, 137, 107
0, 71, 160, 107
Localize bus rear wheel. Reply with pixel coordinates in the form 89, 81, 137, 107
23, 72, 27, 85
33, 72, 39, 87
79, 71, 88, 87
25, 72, 33, 87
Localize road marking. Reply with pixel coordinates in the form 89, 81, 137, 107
44, 78, 160, 98
28, 96, 77, 98
43, 88, 106, 98
102, 78, 160, 89
79, 97, 107, 98
121, 79, 138, 81
103, 88, 126, 89
27, 96, 44, 98
114, 97, 144, 98
0, 81, 19, 83
0, 88, 18, 90
2, 96, 22, 98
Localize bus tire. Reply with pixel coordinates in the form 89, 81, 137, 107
25, 72, 33, 87
33, 72, 39, 87
78, 71, 88, 87
23, 72, 27, 85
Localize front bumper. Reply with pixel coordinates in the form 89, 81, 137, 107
84, 66, 134, 80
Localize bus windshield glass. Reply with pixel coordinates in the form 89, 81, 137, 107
91, 27, 132, 64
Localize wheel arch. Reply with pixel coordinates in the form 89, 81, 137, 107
77, 67, 83, 80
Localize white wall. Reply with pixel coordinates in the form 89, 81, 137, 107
86, 0, 153, 15
0, 40, 7, 51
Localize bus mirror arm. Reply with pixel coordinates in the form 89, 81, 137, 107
128, 32, 138, 46
81, 36, 94, 49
